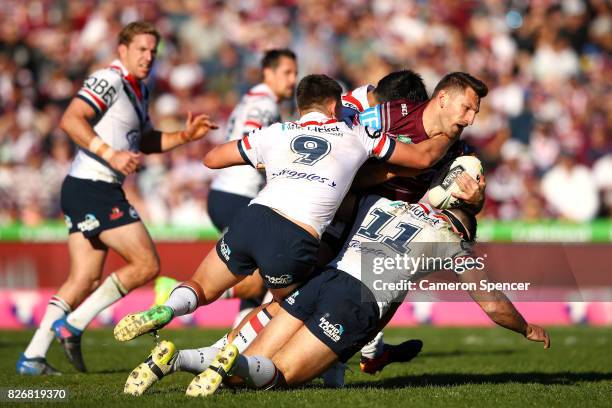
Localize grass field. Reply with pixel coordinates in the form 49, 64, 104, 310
1, 326, 611, 407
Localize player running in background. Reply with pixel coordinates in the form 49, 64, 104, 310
16, 21, 217, 375
123, 193, 550, 396
113, 74, 458, 343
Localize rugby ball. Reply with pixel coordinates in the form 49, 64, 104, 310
427, 155, 483, 209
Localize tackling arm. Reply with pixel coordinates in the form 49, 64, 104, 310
387, 134, 455, 169
203, 140, 248, 169
460, 268, 550, 348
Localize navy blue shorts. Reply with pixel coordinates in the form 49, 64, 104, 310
60, 176, 140, 238
282, 267, 381, 362
216, 204, 319, 289
207, 189, 252, 232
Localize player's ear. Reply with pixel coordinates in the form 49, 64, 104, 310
438, 90, 448, 109
327, 98, 340, 119
262, 66, 273, 82
118, 43, 128, 59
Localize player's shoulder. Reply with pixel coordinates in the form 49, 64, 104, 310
249, 121, 283, 136
341, 84, 373, 112
84, 65, 124, 87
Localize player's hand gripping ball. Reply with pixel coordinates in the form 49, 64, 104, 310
428, 155, 483, 209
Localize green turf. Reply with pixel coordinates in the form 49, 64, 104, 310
1, 327, 610, 407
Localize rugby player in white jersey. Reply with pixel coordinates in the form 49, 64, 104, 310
16, 21, 217, 375
207, 49, 297, 324
113, 74, 459, 343
123, 193, 550, 396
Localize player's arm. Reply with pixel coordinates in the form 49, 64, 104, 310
140, 112, 218, 154
203, 140, 247, 169
387, 134, 456, 169
459, 267, 550, 349
59, 98, 140, 176
352, 162, 422, 190
203, 125, 266, 169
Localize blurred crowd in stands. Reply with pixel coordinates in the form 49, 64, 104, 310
0, 0, 610, 226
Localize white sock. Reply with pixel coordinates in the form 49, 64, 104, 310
173, 347, 220, 374
67, 273, 127, 331
24, 296, 71, 358
164, 285, 199, 317
233, 354, 280, 389
211, 333, 229, 349
231, 308, 272, 352
360, 331, 384, 359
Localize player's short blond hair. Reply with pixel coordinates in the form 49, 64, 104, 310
118, 21, 160, 46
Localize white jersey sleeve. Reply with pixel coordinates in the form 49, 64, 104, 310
209, 84, 280, 198
237, 126, 271, 168
355, 126, 396, 162
76, 69, 122, 116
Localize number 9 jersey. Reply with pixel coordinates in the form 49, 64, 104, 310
237, 111, 396, 237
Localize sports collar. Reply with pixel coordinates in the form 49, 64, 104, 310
109, 59, 143, 100
297, 111, 339, 127
247, 83, 278, 102
342, 84, 374, 111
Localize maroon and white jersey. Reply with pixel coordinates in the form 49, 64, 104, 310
357, 98, 465, 203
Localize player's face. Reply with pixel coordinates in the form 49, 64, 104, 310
442, 87, 480, 138
266, 57, 298, 100
120, 34, 158, 80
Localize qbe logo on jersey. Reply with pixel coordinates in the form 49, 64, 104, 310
319, 313, 344, 342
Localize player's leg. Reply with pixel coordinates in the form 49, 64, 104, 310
17, 232, 107, 375
124, 302, 282, 396
208, 190, 266, 324
271, 325, 339, 386
53, 222, 159, 372
114, 245, 246, 341
230, 273, 267, 327
359, 303, 423, 374
269, 268, 382, 387
64, 222, 159, 334
185, 306, 305, 396
359, 332, 423, 374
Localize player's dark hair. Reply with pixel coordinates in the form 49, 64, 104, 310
118, 21, 160, 46
373, 70, 428, 103
261, 49, 297, 70
296, 74, 342, 112
432, 72, 488, 99
443, 208, 477, 242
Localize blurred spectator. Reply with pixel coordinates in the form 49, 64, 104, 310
541, 151, 599, 222
0, 0, 610, 226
